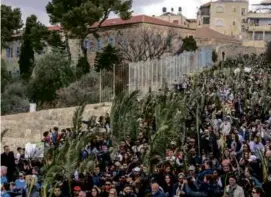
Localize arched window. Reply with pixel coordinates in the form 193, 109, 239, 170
97, 38, 103, 50
216, 6, 224, 13
216, 19, 224, 27
108, 36, 115, 46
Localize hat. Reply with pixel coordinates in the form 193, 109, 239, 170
188, 165, 195, 171
115, 161, 121, 167
19, 172, 24, 176
133, 167, 141, 172
74, 186, 81, 191
178, 173, 185, 178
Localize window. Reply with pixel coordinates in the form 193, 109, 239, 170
216, 19, 224, 27
233, 21, 236, 26
6, 47, 13, 58
241, 8, 246, 16
173, 20, 179, 24
108, 36, 115, 46
84, 39, 91, 49
97, 38, 103, 50
16, 47, 20, 57
241, 25, 246, 32
203, 17, 210, 24
216, 6, 224, 13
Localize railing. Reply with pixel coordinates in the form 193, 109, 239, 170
247, 12, 271, 18
128, 48, 213, 94
248, 25, 271, 32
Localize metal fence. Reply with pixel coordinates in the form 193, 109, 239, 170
128, 48, 213, 94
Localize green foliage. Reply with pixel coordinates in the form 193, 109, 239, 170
76, 56, 90, 78
18, 15, 49, 80
46, 30, 66, 52
1, 4, 23, 47
72, 104, 86, 133
1, 81, 29, 115
212, 50, 218, 63
28, 52, 74, 106
1, 59, 11, 93
265, 41, 271, 63
182, 36, 198, 52
56, 72, 112, 107
46, 0, 132, 57
94, 44, 122, 72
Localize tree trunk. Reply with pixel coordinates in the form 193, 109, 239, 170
64, 32, 72, 62
80, 38, 87, 58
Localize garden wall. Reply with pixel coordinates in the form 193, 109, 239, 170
216, 45, 265, 61
1, 103, 111, 151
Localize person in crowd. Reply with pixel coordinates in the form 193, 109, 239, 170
1, 146, 16, 181
224, 175, 245, 197
151, 183, 166, 197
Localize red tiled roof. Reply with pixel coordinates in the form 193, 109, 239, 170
91, 15, 194, 30
48, 25, 61, 31
195, 27, 241, 43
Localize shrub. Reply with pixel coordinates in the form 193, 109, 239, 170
1, 81, 29, 115
56, 72, 113, 107
28, 52, 74, 106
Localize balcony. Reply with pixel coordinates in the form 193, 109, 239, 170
248, 25, 271, 32
247, 12, 271, 19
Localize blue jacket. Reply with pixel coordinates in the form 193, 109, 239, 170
152, 191, 167, 197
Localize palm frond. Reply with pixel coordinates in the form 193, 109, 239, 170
72, 103, 86, 133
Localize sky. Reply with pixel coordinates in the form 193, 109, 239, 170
2, 0, 263, 26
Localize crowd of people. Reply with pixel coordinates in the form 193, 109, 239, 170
1, 55, 271, 197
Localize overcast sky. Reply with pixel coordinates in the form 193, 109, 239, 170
2, 0, 262, 26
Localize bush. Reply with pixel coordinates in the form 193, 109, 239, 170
55, 72, 113, 107
265, 41, 271, 63
1, 81, 29, 115
28, 52, 74, 106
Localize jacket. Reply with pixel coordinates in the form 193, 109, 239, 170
152, 191, 167, 197
224, 185, 245, 197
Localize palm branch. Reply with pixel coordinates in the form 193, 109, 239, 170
72, 103, 86, 133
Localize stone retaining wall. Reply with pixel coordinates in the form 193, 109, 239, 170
1, 103, 111, 151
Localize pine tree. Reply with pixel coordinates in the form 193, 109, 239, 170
18, 27, 34, 80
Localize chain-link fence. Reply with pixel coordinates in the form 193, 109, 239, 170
128, 48, 213, 94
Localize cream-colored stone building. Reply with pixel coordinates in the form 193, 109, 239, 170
197, 0, 248, 38
242, 1, 271, 48
2, 15, 196, 71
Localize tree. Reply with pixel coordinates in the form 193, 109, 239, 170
18, 15, 49, 80
46, 0, 132, 63
181, 36, 198, 52
46, 30, 66, 53
94, 44, 122, 72
265, 41, 271, 63
116, 28, 178, 62
56, 72, 112, 107
212, 50, 218, 63
1, 59, 11, 93
76, 56, 90, 79
1, 81, 29, 115
1, 5, 23, 48
28, 52, 74, 107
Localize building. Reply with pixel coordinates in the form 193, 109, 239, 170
151, 7, 197, 28
84, 15, 196, 66
242, 0, 271, 48
2, 15, 196, 71
197, 0, 248, 38
2, 26, 62, 74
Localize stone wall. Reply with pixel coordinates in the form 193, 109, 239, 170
215, 44, 265, 61
1, 103, 111, 151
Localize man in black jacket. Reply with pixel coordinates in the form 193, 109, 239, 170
1, 145, 16, 181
